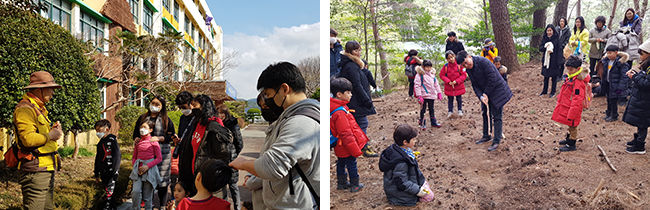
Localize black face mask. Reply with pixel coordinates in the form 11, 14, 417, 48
260, 107, 279, 123
264, 88, 286, 118
191, 108, 203, 118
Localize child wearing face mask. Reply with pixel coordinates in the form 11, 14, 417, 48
93, 119, 121, 210
131, 119, 163, 210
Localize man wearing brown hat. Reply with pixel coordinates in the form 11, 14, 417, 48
14, 71, 63, 209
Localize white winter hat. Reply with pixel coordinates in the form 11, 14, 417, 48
639, 39, 650, 54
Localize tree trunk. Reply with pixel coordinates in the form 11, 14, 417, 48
363, 0, 369, 61
489, 0, 520, 72
553, 0, 570, 26
642, 0, 649, 18
576, 0, 581, 17
72, 130, 79, 158
483, 0, 490, 29
370, 0, 391, 89
531, 7, 547, 60
635, 0, 641, 13
63, 131, 69, 146
609, 0, 619, 29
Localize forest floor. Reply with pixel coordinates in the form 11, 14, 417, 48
330, 60, 650, 210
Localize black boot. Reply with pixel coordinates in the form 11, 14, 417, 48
430, 118, 442, 128
361, 145, 379, 157
559, 139, 577, 152
626, 140, 646, 154
558, 133, 570, 145
337, 175, 350, 190
349, 177, 364, 193
626, 133, 638, 147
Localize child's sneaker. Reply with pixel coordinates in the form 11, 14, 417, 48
626, 141, 646, 154
350, 178, 364, 192
458, 110, 464, 116
430, 118, 442, 128
447, 112, 453, 118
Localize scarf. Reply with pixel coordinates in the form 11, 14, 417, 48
401, 147, 416, 159
568, 67, 583, 79
544, 41, 554, 68
191, 116, 219, 173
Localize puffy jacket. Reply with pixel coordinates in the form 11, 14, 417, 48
623, 65, 650, 128
480, 46, 498, 63
414, 66, 442, 100
379, 144, 425, 207
601, 52, 630, 98
556, 25, 572, 49
466, 56, 513, 108
620, 15, 643, 35
330, 42, 343, 77
588, 27, 611, 59
439, 62, 467, 97
330, 97, 368, 158
223, 117, 243, 156
445, 40, 465, 54
94, 134, 121, 178
539, 29, 563, 77
13, 93, 60, 172
569, 28, 590, 56
338, 52, 376, 117
552, 67, 591, 127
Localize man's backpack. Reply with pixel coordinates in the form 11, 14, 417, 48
284, 107, 320, 208
329, 106, 347, 149
404, 57, 417, 77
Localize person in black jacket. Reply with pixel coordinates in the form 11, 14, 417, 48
457, 50, 513, 151
94, 119, 121, 210
622, 40, 650, 154
445, 31, 465, 55
601, 45, 630, 122
539, 24, 563, 98
217, 104, 242, 210
338, 40, 379, 157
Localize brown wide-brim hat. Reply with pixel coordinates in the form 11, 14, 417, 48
23, 71, 62, 89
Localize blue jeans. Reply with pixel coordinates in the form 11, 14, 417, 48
481, 102, 503, 144
337, 156, 359, 179
132, 178, 154, 210
354, 116, 369, 147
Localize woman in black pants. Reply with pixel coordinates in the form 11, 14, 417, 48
539, 24, 563, 98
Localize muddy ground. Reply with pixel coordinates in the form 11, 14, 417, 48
330, 60, 650, 210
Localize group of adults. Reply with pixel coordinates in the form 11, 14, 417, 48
12, 61, 320, 210
538, 8, 643, 98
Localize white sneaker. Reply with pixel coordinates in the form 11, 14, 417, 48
447, 112, 453, 118
458, 110, 464, 116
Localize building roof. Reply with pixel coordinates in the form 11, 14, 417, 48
179, 80, 236, 101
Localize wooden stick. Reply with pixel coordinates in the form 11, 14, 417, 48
597, 145, 618, 172
627, 190, 640, 200
590, 179, 604, 203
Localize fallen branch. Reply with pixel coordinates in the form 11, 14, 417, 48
372, 98, 384, 102
627, 191, 640, 201
590, 179, 605, 204
597, 145, 617, 172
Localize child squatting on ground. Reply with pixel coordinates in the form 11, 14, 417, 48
379, 124, 434, 206
414, 59, 443, 129
330, 77, 370, 192
176, 159, 232, 210
439, 50, 467, 118
130, 119, 163, 210
551, 55, 591, 152
93, 119, 121, 210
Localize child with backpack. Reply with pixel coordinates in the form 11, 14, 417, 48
439, 50, 467, 118
414, 59, 443, 129
330, 77, 369, 192
601, 45, 630, 122
552, 55, 591, 152
404, 49, 423, 99
622, 40, 650, 154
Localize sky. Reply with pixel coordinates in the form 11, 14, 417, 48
206, 0, 321, 100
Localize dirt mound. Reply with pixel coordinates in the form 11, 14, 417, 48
330, 61, 650, 209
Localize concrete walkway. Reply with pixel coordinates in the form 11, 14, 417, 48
118, 124, 268, 210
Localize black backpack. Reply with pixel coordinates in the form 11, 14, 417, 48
285, 108, 320, 208
404, 57, 417, 77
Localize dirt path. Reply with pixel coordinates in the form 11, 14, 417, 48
330, 60, 650, 209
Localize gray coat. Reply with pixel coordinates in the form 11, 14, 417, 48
588, 27, 611, 59
254, 99, 320, 209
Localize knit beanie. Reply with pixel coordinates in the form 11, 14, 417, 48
639, 39, 650, 54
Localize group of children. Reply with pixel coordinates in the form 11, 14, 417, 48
93, 118, 232, 209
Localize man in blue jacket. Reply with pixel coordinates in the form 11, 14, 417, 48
330, 28, 343, 77
456, 50, 513, 151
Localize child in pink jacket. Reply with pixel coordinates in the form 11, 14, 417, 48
131, 119, 162, 210
414, 59, 443, 129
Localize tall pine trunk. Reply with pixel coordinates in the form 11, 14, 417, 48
531, 7, 547, 60
489, 0, 520, 72
370, 0, 391, 89
553, 0, 570, 26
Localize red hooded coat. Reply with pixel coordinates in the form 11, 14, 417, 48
439, 62, 467, 97
551, 68, 591, 127
330, 97, 369, 158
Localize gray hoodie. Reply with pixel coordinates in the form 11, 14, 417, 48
253, 98, 320, 209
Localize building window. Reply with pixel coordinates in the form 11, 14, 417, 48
81, 12, 105, 52
174, 69, 179, 81
198, 35, 202, 49
191, 23, 195, 42
184, 16, 190, 34
163, 0, 169, 11
163, 20, 173, 33
98, 82, 106, 119
130, 0, 139, 23
39, 0, 72, 30
143, 6, 153, 34
173, 1, 179, 22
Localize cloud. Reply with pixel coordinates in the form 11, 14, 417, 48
223, 22, 320, 99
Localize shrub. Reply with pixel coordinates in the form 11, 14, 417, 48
168, 110, 181, 133
115, 105, 147, 145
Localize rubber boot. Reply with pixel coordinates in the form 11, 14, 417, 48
430, 118, 442, 128
626, 140, 646, 154
336, 175, 350, 190
558, 133, 570, 145
626, 133, 638, 147
559, 139, 577, 152
349, 178, 364, 193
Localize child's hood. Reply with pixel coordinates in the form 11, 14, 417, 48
617, 51, 629, 63
329, 97, 349, 112
415, 65, 435, 76
575, 64, 591, 81
379, 144, 418, 172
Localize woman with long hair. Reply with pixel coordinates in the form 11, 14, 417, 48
569, 16, 590, 61
539, 24, 563, 98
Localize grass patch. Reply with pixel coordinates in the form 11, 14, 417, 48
53, 162, 133, 209
57, 147, 94, 158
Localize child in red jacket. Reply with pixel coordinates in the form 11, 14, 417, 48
551, 55, 590, 152
331, 77, 370, 192
440, 50, 467, 118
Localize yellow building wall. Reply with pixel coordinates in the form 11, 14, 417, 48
80, 0, 106, 13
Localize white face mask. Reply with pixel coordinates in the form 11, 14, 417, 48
181, 109, 192, 116
96, 132, 105, 139
140, 128, 150, 136
150, 105, 161, 113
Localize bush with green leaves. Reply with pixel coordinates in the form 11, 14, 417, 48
311, 88, 320, 100
115, 105, 147, 145
168, 110, 181, 133
0, 1, 101, 133
57, 146, 94, 158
